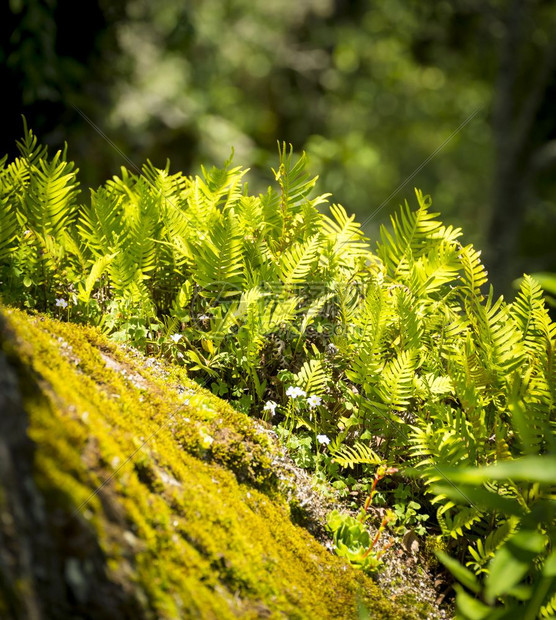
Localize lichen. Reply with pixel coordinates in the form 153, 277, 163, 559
0, 306, 418, 619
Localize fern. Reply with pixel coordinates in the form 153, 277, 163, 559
437, 505, 484, 541
0, 193, 18, 261
377, 189, 443, 278
194, 211, 245, 292
466, 517, 518, 574
273, 143, 320, 213
295, 359, 328, 396
78, 253, 117, 304
332, 441, 383, 469
378, 349, 418, 410
2, 130, 555, 610
541, 591, 556, 618
459, 244, 488, 300
278, 235, 322, 287
320, 203, 370, 272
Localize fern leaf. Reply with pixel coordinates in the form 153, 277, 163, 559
378, 349, 418, 409
278, 235, 321, 287
194, 211, 245, 292
540, 591, 556, 618
320, 203, 370, 268
466, 517, 518, 573
78, 253, 117, 303
273, 144, 319, 212
459, 244, 488, 299
0, 195, 18, 261
332, 441, 383, 469
511, 275, 545, 349
438, 506, 483, 540
295, 359, 329, 396
377, 190, 443, 277
22, 151, 79, 238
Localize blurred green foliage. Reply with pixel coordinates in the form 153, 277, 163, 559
2, 0, 556, 290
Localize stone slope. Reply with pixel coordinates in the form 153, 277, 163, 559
0, 307, 416, 619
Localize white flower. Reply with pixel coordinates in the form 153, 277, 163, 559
286, 386, 306, 399
263, 400, 277, 416
316, 434, 330, 445
55, 298, 68, 308
307, 395, 322, 409
169, 333, 182, 343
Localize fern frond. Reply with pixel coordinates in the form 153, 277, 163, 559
511, 275, 547, 354
295, 359, 329, 396
332, 441, 383, 469
273, 144, 319, 212
263, 296, 299, 332
414, 373, 454, 399
378, 349, 419, 409
540, 591, 556, 618
466, 517, 518, 574
320, 203, 370, 270
459, 244, 488, 299
78, 186, 125, 256
437, 506, 483, 540
16, 118, 48, 165
278, 235, 321, 287
377, 189, 443, 277
0, 194, 18, 261
22, 150, 79, 238
469, 290, 524, 374
345, 283, 389, 384
194, 211, 245, 292
410, 417, 470, 469
413, 240, 462, 296
298, 292, 335, 337
78, 253, 117, 303
198, 162, 247, 211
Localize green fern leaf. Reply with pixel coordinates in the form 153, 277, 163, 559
194, 211, 245, 292
295, 359, 329, 396
378, 349, 419, 409
0, 194, 18, 261
278, 235, 321, 287
459, 244, 488, 299
332, 441, 383, 469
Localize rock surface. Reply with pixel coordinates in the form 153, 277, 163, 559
0, 307, 419, 619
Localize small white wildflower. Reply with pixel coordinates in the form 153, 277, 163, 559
286, 386, 306, 399
306, 395, 322, 409
263, 400, 277, 416
55, 298, 68, 308
316, 434, 330, 445
198, 314, 210, 321
169, 333, 182, 343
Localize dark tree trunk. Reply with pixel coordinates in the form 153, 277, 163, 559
486, 0, 556, 294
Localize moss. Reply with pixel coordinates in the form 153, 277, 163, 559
0, 306, 418, 619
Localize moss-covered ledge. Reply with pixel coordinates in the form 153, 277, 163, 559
0, 307, 416, 619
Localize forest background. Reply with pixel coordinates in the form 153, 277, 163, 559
2, 0, 556, 295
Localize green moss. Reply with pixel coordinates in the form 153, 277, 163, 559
0, 306, 417, 619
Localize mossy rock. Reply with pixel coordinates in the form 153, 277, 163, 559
0, 307, 416, 619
